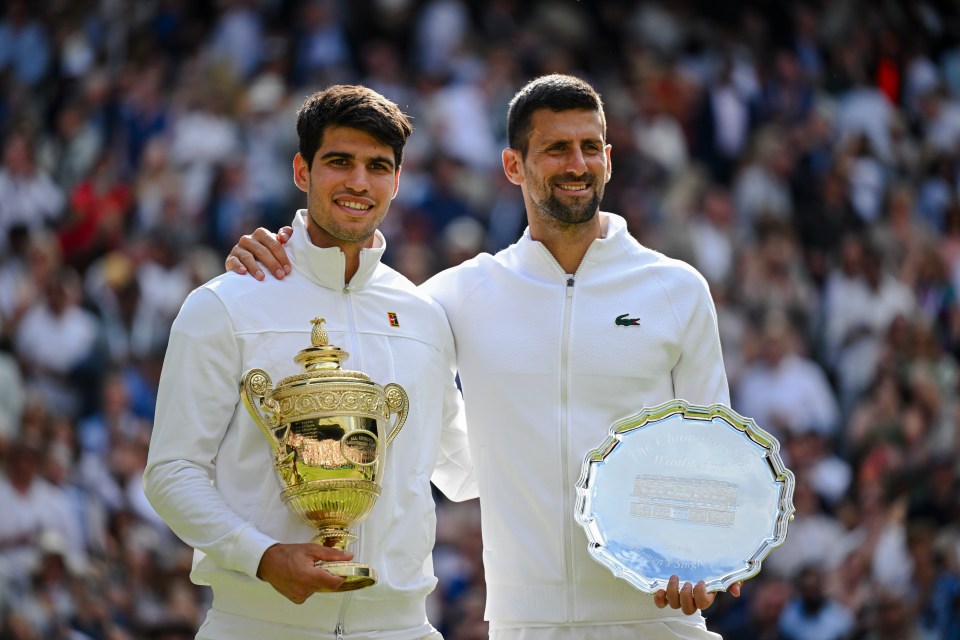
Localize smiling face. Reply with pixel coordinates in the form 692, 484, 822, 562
294, 125, 400, 249
503, 108, 611, 229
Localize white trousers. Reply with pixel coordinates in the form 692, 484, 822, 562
196, 608, 442, 640
488, 621, 722, 640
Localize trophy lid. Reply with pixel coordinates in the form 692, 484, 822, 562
278, 317, 372, 386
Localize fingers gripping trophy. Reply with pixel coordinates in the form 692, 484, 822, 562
241, 317, 409, 591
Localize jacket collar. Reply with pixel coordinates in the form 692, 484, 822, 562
513, 212, 630, 278
286, 210, 387, 290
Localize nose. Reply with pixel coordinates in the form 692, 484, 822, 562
344, 165, 371, 192
564, 147, 588, 175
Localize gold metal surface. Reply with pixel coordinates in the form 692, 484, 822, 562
241, 318, 408, 591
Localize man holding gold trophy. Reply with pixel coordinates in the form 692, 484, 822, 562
144, 85, 477, 640
227, 75, 775, 640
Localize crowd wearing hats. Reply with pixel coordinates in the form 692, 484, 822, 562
0, 1, 959, 638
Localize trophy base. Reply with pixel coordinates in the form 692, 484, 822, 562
317, 561, 377, 591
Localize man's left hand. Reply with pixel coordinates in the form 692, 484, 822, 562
653, 576, 741, 614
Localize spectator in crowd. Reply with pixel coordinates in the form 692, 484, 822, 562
0, 0, 51, 90
0, 130, 65, 251
762, 477, 848, 583
38, 100, 104, 195
735, 311, 840, 440
792, 168, 864, 289
0, 439, 87, 593
710, 577, 792, 640
694, 57, 759, 186
778, 565, 856, 640
58, 150, 132, 272
732, 127, 795, 238
14, 266, 106, 419
824, 239, 916, 415
673, 184, 737, 290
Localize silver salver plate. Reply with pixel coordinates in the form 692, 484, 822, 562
574, 400, 795, 593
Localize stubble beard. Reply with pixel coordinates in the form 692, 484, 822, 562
308, 206, 383, 245
327, 222, 378, 244
531, 176, 603, 227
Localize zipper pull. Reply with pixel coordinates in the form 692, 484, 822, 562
566, 276, 574, 297
336, 622, 344, 640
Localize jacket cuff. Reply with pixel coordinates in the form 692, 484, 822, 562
224, 524, 280, 578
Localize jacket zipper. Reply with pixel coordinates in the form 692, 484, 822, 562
560, 274, 576, 622
537, 239, 599, 623
335, 593, 351, 638
343, 284, 362, 369
343, 284, 366, 559
335, 284, 361, 639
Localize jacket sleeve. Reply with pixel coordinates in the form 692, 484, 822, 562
143, 287, 277, 579
670, 269, 731, 407
429, 306, 478, 502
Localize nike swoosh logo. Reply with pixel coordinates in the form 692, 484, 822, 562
616, 314, 641, 326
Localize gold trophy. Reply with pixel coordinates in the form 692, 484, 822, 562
240, 317, 408, 591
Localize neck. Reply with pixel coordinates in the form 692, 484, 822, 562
304, 218, 371, 285
11, 476, 31, 494
343, 249, 361, 284
529, 213, 605, 274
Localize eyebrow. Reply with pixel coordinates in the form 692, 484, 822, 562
539, 137, 604, 149
319, 151, 396, 170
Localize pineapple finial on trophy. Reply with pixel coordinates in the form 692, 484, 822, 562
311, 317, 328, 346
297, 318, 347, 371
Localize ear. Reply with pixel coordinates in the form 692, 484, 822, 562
502, 148, 524, 186
293, 153, 309, 193
604, 144, 613, 183
391, 165, 401, 200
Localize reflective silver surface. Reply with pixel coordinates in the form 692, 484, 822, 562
574, 400, 795, 593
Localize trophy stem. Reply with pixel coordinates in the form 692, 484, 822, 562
312, 528, 357, 550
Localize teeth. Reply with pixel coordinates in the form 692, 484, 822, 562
339, 201, 371, 210
559, 184, 588, 191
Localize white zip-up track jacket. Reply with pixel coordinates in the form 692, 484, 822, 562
421, 212, 729, 630
144, 211, 476, 639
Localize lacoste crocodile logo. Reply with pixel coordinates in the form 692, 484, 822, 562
616, 313, 641, 327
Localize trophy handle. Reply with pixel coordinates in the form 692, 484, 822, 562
383, 383, 408, 446
240, 368, 281, 454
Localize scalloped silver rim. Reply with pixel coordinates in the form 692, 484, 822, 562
574, 399, 796, 593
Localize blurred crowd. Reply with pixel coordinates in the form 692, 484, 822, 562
0, 0, 959, 638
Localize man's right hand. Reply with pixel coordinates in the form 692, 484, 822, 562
226, 226, 294, 280
256, 542, 354, 603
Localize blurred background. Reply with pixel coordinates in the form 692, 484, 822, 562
0, 0, 959, 638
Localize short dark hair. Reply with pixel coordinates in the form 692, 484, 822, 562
296, 85, 413, 169
506, 74, 606, 156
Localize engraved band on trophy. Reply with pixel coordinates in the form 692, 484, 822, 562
241, 317, 408, 592
574, 400, 795, 593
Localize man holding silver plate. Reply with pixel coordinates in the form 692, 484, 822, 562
420, 75, 749, 640
144, 85, 477, 640
229, 75, 797, 639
